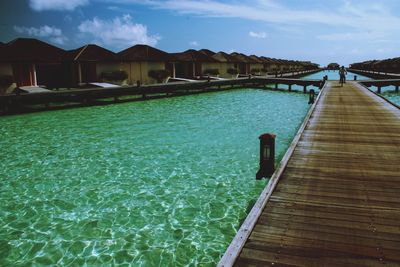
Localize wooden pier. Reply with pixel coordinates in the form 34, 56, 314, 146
359, 79, 400, 94
219, 81, 400, 266
0, 75, 323, 115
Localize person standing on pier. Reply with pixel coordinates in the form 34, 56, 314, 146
339, 66, 347, 86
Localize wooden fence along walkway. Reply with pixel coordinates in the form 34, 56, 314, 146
219, 81, 400, 266
0, 74, 323, 115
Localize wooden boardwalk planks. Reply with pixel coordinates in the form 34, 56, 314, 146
225, 81, 400, 266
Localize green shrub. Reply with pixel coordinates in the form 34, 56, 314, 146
0, 75, 14, 87
227, 68, 238, 75
148, 69, 170, 83
251, 68, 260, 74
100, 71, 128, 81
203, 69, 219, 76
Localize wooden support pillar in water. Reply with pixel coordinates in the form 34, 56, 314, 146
396, 85, 399, 93
275, 84, 278, 90
303, 85, 307, 93
288, 84, 292, 92
377, 86, 382, 94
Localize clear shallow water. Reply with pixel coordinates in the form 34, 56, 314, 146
0, 89, 310, 266
302, 69, 371, 81
379, 90, 400, 106
267, 70, 371, 92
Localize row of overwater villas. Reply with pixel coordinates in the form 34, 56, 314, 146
0, 38, 319, 94
350, 57, 400, 74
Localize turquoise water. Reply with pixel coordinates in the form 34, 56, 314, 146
0, 89, 310, 266
267, 70, 371, 92
377, 88, 400, 106
303, 69, 371, 81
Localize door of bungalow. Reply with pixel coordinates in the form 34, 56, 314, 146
81, 62, 97, 83
12, 63, 36, 87
165, 62, 175, 78
36, 63, 63, 89
174, 63, 185, 78
194, 62, 202, 77
239, 63, 246, 75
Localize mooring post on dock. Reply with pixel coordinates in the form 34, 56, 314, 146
308, 89, 315, 104
256, 133, 276, 180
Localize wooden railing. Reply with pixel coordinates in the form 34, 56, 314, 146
0, 75, 324, 115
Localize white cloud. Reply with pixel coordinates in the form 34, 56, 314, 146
123, 0, 400, 42
14, 25, 68, 45
249, 31, 267, 39
29, 0, 89, 11
189, 41, 199, 46
77, 14, 160, 49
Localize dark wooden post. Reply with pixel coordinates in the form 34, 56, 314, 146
308, 89, 315, 104
395, 85, 399, 93
288, 84, 292, 92
275, 83, 278, 90
303, 85, 307, 93
256, 133, 276, 180
377, 86, 381, 94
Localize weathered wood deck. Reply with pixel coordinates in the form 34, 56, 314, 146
220, 81, 400, 266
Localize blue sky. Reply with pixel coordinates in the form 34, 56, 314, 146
1, 0, 400, 66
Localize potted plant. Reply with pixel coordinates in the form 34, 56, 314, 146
100, 71, 128, 85
148, 69, 171, 83
227, 68, 238, 78
251, 68, 260, 75
203, 69, 219, 76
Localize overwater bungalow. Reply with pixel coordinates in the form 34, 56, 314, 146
211, 51, 239, 78
258, 57, 279, 74
65, 44, 119, 87
167, 49, 219, 79
385, 57, 400, 73
230, 52, 253, 75
300, 61, 319, 71
118, 44, 169, 85
197, 49, 222, 76
248, 55, 265, 75
369, 58, 400, 74
0, 38, 65, 94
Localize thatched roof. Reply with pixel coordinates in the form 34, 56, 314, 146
259, 56, 278, 64
198, 49, 216, 57
212, 51, 238, 63
169, 49, 219, 62
66, 44, 117, 61
248, 55, 264, 64
230, 52, 256, 63
0, 38, 65, 62
118, 44, 169, 62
